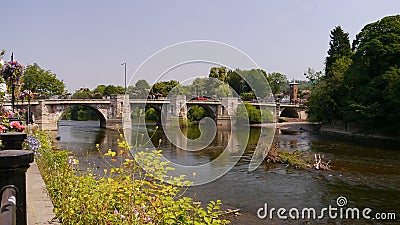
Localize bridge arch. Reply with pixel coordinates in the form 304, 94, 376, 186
187, 104, 217, 122
56, 104, 107, 128
280, 107, 299, 118
145, 104, 163, 124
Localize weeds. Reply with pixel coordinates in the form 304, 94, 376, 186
33, 131, 230, 225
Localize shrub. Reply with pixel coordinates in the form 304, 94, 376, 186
236, 103, 274, 124
145, 108, 157, 121
34, 132, 229, 225
278, 117, 288, 123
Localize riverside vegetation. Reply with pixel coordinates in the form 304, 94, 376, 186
29, 131, 230, 225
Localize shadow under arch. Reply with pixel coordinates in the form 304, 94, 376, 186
144, 104, 163, 124
280, 107, 299, 118
59, 105, 107, 128
187, 104, 217, 122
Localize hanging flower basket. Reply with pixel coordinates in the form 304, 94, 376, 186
0, 107, 27, 150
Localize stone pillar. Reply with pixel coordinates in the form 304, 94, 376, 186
31, 101, 58, 131
218, 97, 238, 126
122, 95, 131, 130
106, 95, 128, 130
165, 95, 187, 126
276, 103, 280, 122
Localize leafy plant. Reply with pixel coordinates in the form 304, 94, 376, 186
34, 131, 230, 224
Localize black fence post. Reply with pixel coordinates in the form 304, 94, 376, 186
0, 186, 17, 225
0, 150, 34, 225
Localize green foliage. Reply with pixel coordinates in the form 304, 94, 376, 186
278, 117, 288, 123
145, 108, 157, 121
188, 106, 206, 122
266, 72, 287, 94
240, 92, 255, 101
92, 85, 107, 97
34, 132, 229, 225
131, 107, 145, 122
345, 15, 400, 133
209, 66, 227, 82
304, 67, 322, 87
230, 69, 271, 98
150, 80, 179, 96
325, 26, 352, 77
71, 88, 92, 99
215, 83, 233, 97
23, 63, 66, 98
104, 85, 125, 96
307, 15, 400, 135
307, 56, 352, 121
278, 150, 309, 169
236, 103, 273, 124
128, 80, 151, 99
61, 106, 100, 121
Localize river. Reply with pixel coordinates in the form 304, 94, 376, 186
54, 120, 400, 224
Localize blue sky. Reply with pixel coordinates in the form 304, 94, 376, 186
2, 1, 400, 92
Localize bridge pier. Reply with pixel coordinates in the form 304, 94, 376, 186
217, 98, 238, 126
105, 95, 131, 130
24, 96, 290, 131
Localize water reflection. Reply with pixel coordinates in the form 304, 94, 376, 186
56, 120, 400, 224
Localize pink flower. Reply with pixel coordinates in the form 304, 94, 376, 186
0, 125, 7, 133
9, 121, 25, 131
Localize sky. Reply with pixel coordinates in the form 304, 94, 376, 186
2, 1, 400, 92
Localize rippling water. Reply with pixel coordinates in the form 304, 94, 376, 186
55, 120, 400, 224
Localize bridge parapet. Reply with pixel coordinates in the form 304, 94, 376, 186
25, 96, 297, 130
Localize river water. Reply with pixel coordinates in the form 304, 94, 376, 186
54, 120, 400, 224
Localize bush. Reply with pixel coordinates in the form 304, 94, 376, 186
188, 106, 206, 122
236, 103, 274, 124
145, 108, 157, 121
33, 132, 229, 225
278, 117, 288, 123
240, 92, 255, 101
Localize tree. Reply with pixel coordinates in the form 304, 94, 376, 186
304, 67, 322, 86
149, 80, 179, 96
325, 26, 352, 77
23, 63, 66, 98
236, 103, 262, 124
226, 69, 270, 98
190, 77, 207, 96
215, 83, 233, 97
343, 15, 400, 133
103, 85, 125, 96
93, 85, 106, 95
128, 80, 151, 99
307, 26, 352, 122
226, 70, 243, 96
71, 88, 91, 99
307, 56, 352, 121
266, 72, 287, 94
187, 106, 206, 121
209, 66, 227, 82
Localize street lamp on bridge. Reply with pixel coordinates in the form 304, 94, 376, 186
121, 62, 127, 90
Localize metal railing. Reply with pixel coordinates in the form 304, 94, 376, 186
0, 150, 34, 225
0, 185, 17, 225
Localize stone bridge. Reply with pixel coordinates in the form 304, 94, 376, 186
9, 95, 305, 130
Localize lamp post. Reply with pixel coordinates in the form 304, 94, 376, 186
121, 62, 127, 90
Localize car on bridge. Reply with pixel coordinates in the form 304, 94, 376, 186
191, 96, 213, 101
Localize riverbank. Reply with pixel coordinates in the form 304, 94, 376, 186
276, 121, 320, 134
319, 122, 400, 145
